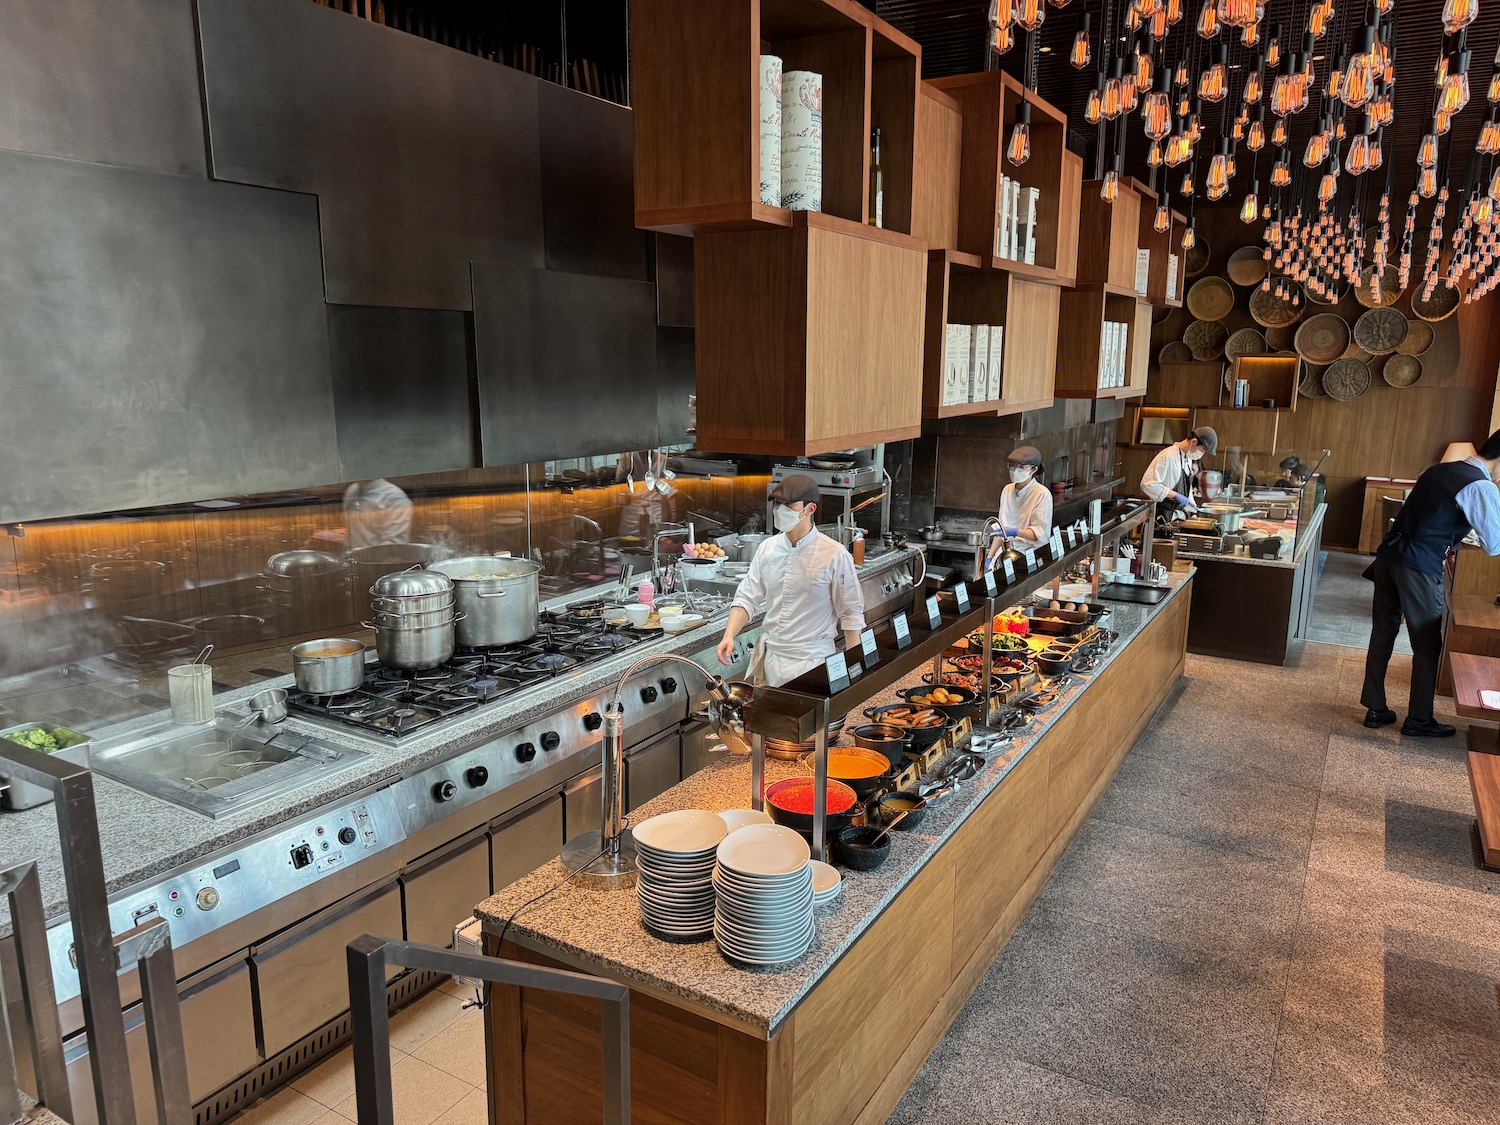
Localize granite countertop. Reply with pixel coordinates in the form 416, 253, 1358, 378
1174, 502, 1326, 570
0, 547, 922, 936
474, 571, 1194, 1039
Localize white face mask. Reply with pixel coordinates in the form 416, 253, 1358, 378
1188, 448, 1204, 462
1009, 467, 1033, 485
773, 504, 805, 533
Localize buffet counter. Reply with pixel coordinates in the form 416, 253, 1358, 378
1177, 502, 1325, 665
473, 571, 1194, 1125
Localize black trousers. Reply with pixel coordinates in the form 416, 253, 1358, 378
1361, 556, 1445, 722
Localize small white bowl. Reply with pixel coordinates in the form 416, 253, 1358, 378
662, 612, 706, 634
621, 603, 651, 627
717, 808, 774, 833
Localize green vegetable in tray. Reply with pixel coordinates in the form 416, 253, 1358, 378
970, 632, 1028, 652
3, 725, 85, 754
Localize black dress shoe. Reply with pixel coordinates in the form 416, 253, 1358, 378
1363, 708, 1398, 728
1401, 718, 1457, 738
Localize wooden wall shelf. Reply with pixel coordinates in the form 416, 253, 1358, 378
694, 214, 927, 455
1052, 288, 1149, 400
1128, 178, 1186, 308
1074, 179, 1145, 293
927, 71, 1079, 285
631, 0, 920, 237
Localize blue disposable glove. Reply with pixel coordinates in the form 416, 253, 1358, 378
1172, 492, 1195, 510
1002, 525, 1020, 537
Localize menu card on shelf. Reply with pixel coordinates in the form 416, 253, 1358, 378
997, 174, 1012, 258
983, 569, 998, 597
923, 594, 942, 630
824, 651, 850, 694
1002, 557, 1017, 583
860, 627, 880, 668
1166, 254, 1180, 300
1050, 529, 1065, 557
1022, 548, 1038, 573
970, 325, 990, 402
953, 583, 971, 612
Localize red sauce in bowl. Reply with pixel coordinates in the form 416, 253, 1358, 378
768, 779, 856, 815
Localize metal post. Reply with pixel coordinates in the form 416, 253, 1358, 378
750, 732, 764, 812
0, 964, 21, 1125
811, 699, 830, 863
601, 704, 626, 856
981, 607, 994, 724
0, 863, 70, 1118
347, 936, 395, 1125
1140, 501, 1158, 581
117, 921, 191, 1125
600, 991, 630, 1125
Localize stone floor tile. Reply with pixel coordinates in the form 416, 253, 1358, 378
388, 987, 470, 1054
332, 1055, 470, 1125
433, 1088, 491, 1125
233, 1087, 331, 1125
412, 1006, 488, 1087
290, 1043, 404, 1109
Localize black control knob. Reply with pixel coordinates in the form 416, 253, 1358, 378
540, 731, 561, 752
661, 677, 678, 694
640, 685, 659, 703
290, 844, 314, 870
515, 742, 537, 763
465, 766, 489, 788
583, 711, 603, 731
337, 827, 357, 846
432, 780, 457, 803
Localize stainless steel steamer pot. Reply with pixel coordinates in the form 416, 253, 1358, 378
426, 556, 541, 647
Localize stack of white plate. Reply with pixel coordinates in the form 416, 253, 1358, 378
713, 824, 816, 966
634, 810, 728, 941
810, 860, 842, 908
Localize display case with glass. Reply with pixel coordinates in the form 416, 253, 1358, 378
1179, 445, 1330, 565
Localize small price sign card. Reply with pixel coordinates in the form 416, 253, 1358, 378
1022, 548, 1038, 574
892, 611, 912, 649
923, 594, 943, 630
982, 569, 998, 597
1002, 557, 1017, 583
824, 651, 850, 694
860, 628, 880, 669
953, 582, 971, 612
1050, 529, 1065, 557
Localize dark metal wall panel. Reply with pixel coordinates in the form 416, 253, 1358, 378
537, 83, 648, 281
656, 327, 697, 447
654, 235, 695, 328
471, 263, 659, 465
198, 0, 545, 311
0, 0, 206, 176
329, 307, 478, 481
0, 151, 336, 524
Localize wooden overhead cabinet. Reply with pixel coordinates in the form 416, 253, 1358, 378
1053, 288, 1149, 400
630, 0, 920, 236
694, 214, 927, 455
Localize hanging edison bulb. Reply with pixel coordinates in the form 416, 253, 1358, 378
1227, 149, 1238, 178
1419, 130, 1439, 171
1071, 13, 1091, 68
1309, 0, 1333, 37
1369, 128, 1384, 170
1240, 180, 1260, 223
1346, 130, 1371, 175
1148, 138, 1164, 166
1200, 45, 1228, 101
1418, 168, 1439, 200
1232, 114, 1245, 142
1272, 116, 1288, 145
1272, 155, 1291, 186
1182, 224, 1197, 251
1216, 0, 1258, 25
1369, 89, 1393, 126
1151, 8, 1169, 38
1303, 118, 1330, 166
1181, 167, 1195, 195
1490, 166, 1500, 199
1341, 27, 1379, 108
1439, 51, 1471, 114
1186, 101, 1202, 143
1085, 85, 1104, 123
993, 22, 1015, 53
1197, 0, 1218, 37
1164, 130, 1192, 165
1443, 0, 1477, 33
1101, 167, 1121, 202
1125, 4, 1142, 31
1241, 20, 1260, 46
1174, 57, 1190, 87
1205, 147, 1230, 199
1006, 101, 1032, 166
1325, 49, 1347, 100
1102, 58, 1126, 118
1436, 108, 1454, 134
1135, 48, 1154, 92
1016, 0, 1046, 31
1478, 113, 1500, 154
1243, 56, 1265, 103
990, 0, 1016, 28
1270, 73, 1298, 116
1178, 91, 1191, 115
1247, 108, 1266, 150
1266, 23, 1282, 67
1143, 71, 1173, 137
1154, 203, 1171, 232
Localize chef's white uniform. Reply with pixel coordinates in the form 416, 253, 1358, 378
998, 479, 1053, 541
731, 529, 866, 687
1140, 444, 1197, 507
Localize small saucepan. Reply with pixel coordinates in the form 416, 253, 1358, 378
291, 638, 367, 695
1035, 651, 1072, 677
799, 746, 897, 801
848, 723, 913, 768
861, 704, 950, 754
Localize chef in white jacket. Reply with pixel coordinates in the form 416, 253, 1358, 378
986, 446, 1052, 565
715, 474, 866, 687
1140, 426, 1218, 513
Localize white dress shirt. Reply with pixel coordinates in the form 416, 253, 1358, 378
731, 529, 866, 687
1141, 444, 1195, 504
1456, 457, 1500, 554
998, 479, 1053, 541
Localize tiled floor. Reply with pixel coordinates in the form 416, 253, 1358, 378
233, 978, 488, 1125
889, 558, 1500, 1124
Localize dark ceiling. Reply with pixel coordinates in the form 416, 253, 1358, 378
873, 0, 1500, 210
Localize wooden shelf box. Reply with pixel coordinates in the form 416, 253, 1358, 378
1128, 178, 1185, 307
927, 71, 1079, 284
1074, 179, 1145, 292
694, 213, 927, 455
1226, 354, 1300, 411
631, 0, 920, 236
1053, 288, 1148, 400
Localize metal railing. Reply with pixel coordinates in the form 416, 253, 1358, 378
0, 742, 190, 1125
346, 936, 631, 1125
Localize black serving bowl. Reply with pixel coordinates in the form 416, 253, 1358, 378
848, 722, 913, 768
896, 684, 978, 721
1035, 651, 1072, 677
862, 704, 951, 754
764, 777, 863, 840
833, 825, 891, 871
876, 790, 928, 832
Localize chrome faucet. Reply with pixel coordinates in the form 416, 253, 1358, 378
981, 515, 1002, 549
651, 523, 693, 583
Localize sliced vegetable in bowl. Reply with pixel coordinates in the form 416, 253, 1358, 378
2, 724, 88, 754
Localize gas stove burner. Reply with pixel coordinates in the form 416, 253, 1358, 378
523, 651, 581, 675
575, 633, 634, 655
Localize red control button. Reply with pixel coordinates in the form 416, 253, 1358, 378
169, 890, 179, 901
316, 826, 324, 835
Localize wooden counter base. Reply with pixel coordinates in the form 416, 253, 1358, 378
484, 583, 1192, 1125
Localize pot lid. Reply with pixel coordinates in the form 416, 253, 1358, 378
427, 556, 541, 581
265, 550, 345, 576
370, 567, 454, 597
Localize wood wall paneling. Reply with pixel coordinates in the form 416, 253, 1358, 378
1054, 151, 1083, 283
911, 84, 962, 248
921, 252, 953, 417
1129, 301, 1154, 394
999, 277, 1059, 413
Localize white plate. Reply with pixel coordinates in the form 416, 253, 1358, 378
714, 928, 814, 960
717, 824, 810, 877
711, 863, 810, 888
717, 808, 774, 833
638, 860, 717, 881
633, 810, 729, 854
713, 891, 813, 917
808, 860, 841, 896
636, 844, 719, 863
